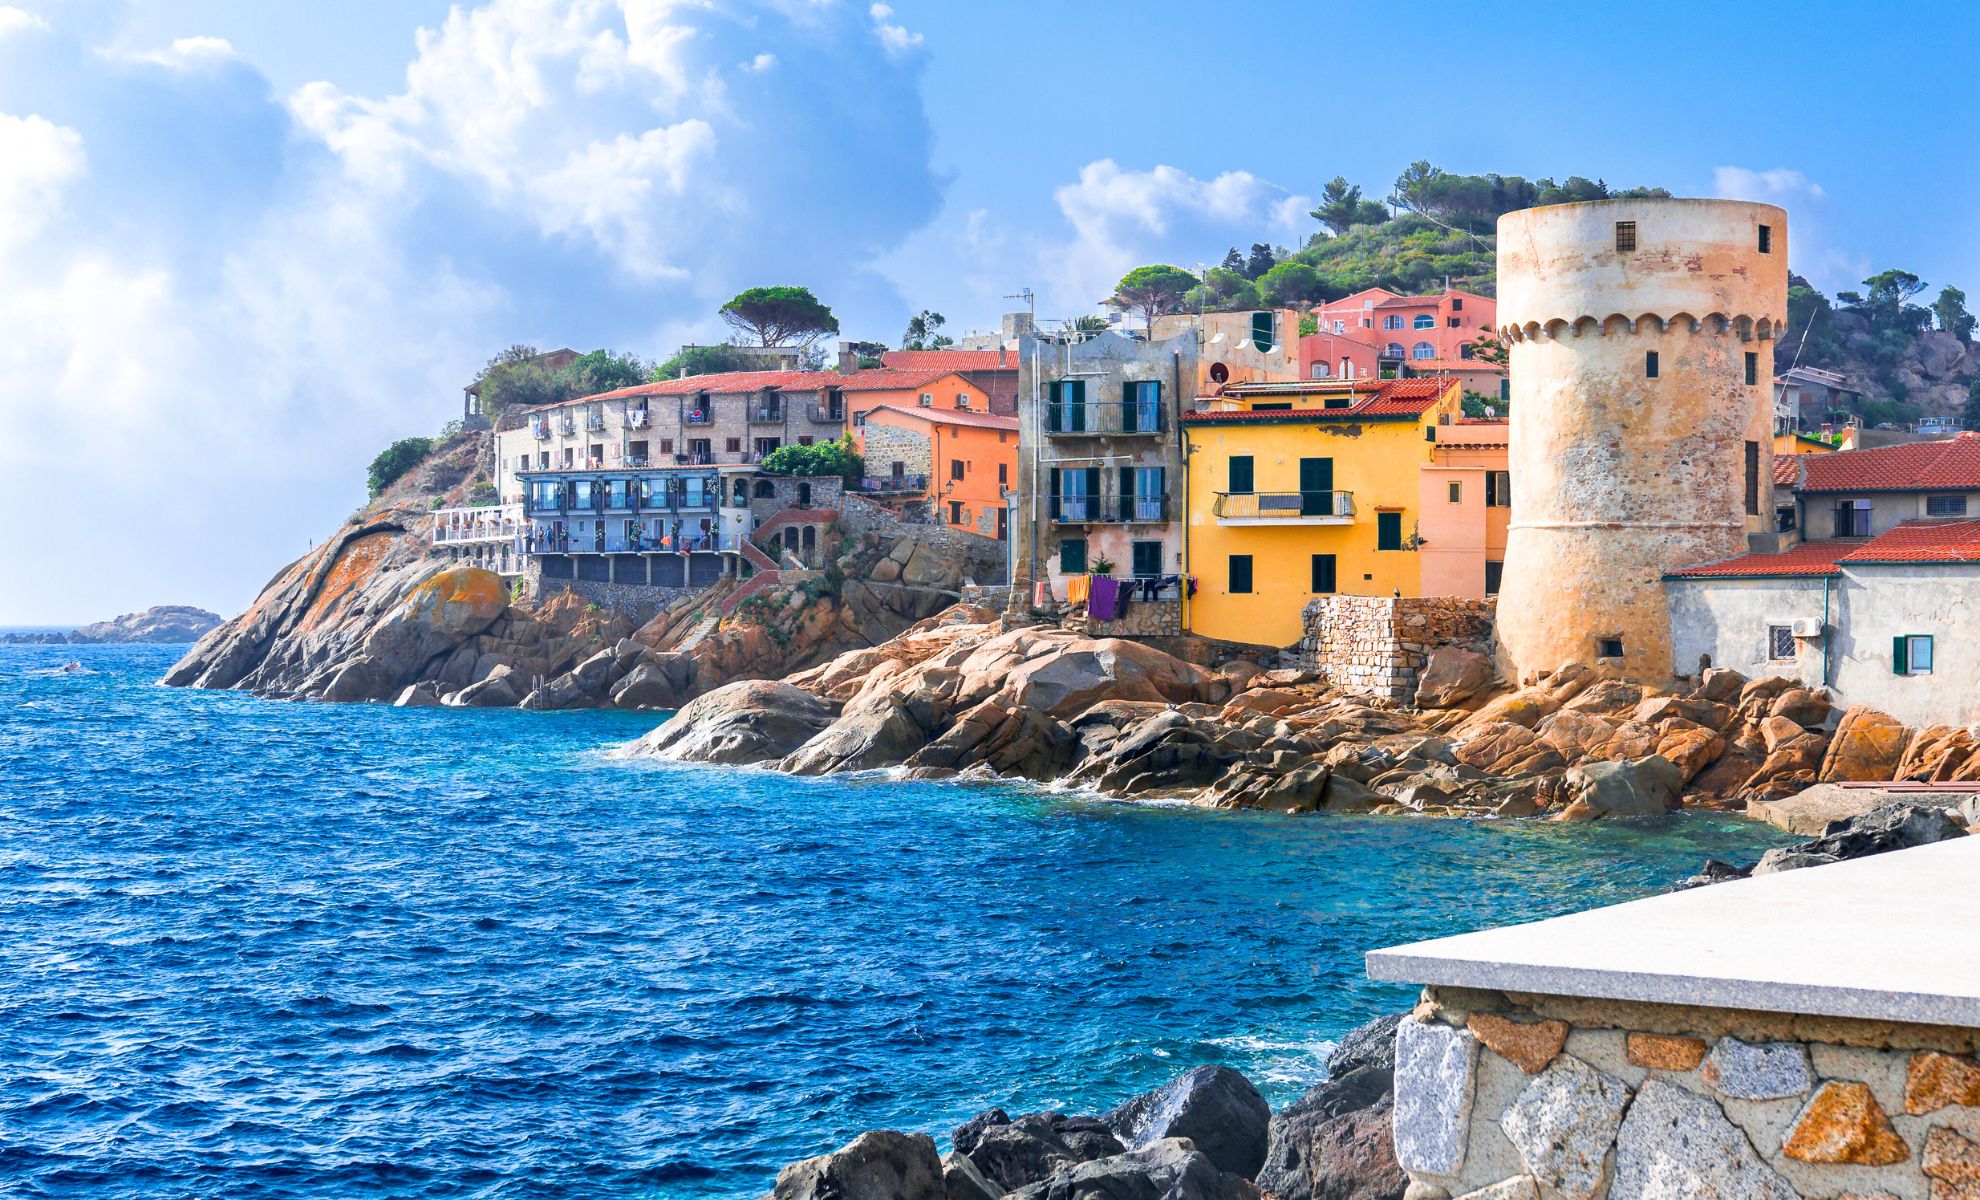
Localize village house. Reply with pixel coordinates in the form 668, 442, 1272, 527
1308, 287, 1503, 395
1149, 308, 1305, 394
1179, 376, 1466, 647
1296, 326, 1383, 382
1416, 418, 1511, 599
855, 403, 1017, 540
876, 347, 1019, 414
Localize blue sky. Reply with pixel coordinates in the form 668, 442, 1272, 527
2, 0, 1975, 623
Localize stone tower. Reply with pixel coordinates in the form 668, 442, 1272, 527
1494, 198, 1787, 683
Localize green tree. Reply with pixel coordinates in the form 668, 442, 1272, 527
1934, 285, 1975, 344
1243, 242, 1278, 280
368, 436, 433, 498
1183, 266, 1261, 313
844, 339, 889, 368
1296, 313, 1318, 337
719, 285, 840, 346
1783, 275, 1842, 366
902, 309, 952, 350
1219, 246, 1245, 272
477, 362, 571, 414
650, 344, 755, 380
1257, 261, 1324, 307
1311, 176, 1387, 236
559, 349, 648, 394
1114, 264, 1199, 331
760, 435, 863, 482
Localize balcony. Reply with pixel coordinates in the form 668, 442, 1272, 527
433, 504, 524, 545
585, 413, 606, 432
530, 419, 551, 439
1211, 491, 1355, 524
530, 529, 736, 555
627, 407, 651, 429
555, 415, 576, 435
1111, 496, 1170, 523
854, 473, 928, 495
676, 452, 713, 465
809, 404, 846, 424
685, 409, 713, 425
1046, 400, 1165, 436
748, 404, 786, 424
1051, 495, 1096, 523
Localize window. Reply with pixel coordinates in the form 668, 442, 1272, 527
1228, 455, 1254, 493
1598, 637, 1625, 660
1059, 537, 1087, 575
1228, 554, 1253, 594
1834, 499, 1872, 537
1251, 311, 1276, 352
1311, 553, 1336, 593
1645, 351, 1659, 378
1383, 314, 1405, 330
1758, 224, 1772, 254
538, 451, 550, 469
1459, 344, 1476, 360
1484, 560, 1503, 596
1324, 396, 1352, 410
755, 437, 781, 459
998, 463, 1008, 485
1377, 511, 1403, 550
1485, 471, 1512, 508
1412, 342, 1435, 360
798, 435, 814, 446
1448, 481, 1463, 504
949, 501, 965, 525
1745, 351, 1759, 386
1447, 316, 1461, 328
1332, 320, 1345, 334
1894, 634, 1935, 675
950, 459, 965, 481
1928, 495, 1969, 517
1311, 361, 1332, 379
1132, 541, 1163, 579
1451, 298, 1464, 312
1413, 314, 1435, 329
1745, 441, 1760, 515
1385, 342, 1405, 357
1768, 625, 1796, 661
562, 447, 574, 466
725, 437, 742, 453
660, 438, 674, 454
1615, 221, 1637, 252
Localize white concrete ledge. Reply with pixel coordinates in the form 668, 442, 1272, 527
1367, 835, 1980, 1027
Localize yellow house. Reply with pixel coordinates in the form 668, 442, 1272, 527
1181, 377, 1463, 647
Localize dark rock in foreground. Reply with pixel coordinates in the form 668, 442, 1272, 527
1753, 800, 1969, 875
1104, 1065, 1270, 1181
1259, 1014, 1408, 1200
771, 1130, 944, 1200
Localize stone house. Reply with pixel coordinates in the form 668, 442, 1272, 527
1781, 431, 1980, 540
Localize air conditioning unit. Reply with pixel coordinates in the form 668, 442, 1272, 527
919, 393, 934, 407
1791, 618, 1824, 638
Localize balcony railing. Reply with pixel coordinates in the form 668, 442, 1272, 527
585, 413, 606, 432
809, 404, 846, 424
685, 409, 713, 425
522, 487, 721, 517
555, 415, 576, 434
529, 529, 736, 555
748, 405, 786, 424
1051, 495, 1095, 523
530, 419, 551, 439
1046, 400, 1165, 436
1211, 490, 1356, 522
854, 474, 928, 494
627, 408, 651, 429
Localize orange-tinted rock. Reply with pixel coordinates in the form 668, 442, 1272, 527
1899, 727, 1980, 782
1924, 1126, 1980, 1196
1552, 799, 1598, 821
1626, 1033, 1708, 1071
1468, 1013, 1568, 1074
1781, 1081, 1909, 1166
1909, 1051, 1980, 1115
1653, 721, 1727, 783
1819, 706, 1911, 783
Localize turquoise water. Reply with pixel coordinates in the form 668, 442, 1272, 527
0, 644, 1789, 1198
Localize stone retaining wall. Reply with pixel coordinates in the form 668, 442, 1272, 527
1079, 598, 1182, 638
547, 579, 702, 627
1394, 986, 1980, 1200
839, 495, 1009, 584
1298, 596, 1495, 702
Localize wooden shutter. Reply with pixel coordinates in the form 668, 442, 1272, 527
1084, 467, 1102, 511
1893, 636, 1909, 675
1119, 467, 1134, 522
1229, 554, 1253, 593
1048, 467, 1061, 520
1229, 455, 1254, 493
1311, 554, 1336, 593
1047, 382, 1063, 433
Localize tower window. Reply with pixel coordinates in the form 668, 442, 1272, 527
1645, 351, 1659, 378
1614, 221, 1637, 253
1597, 637, 1625, 660
1758, 225, 1772, 253
1745, 351, 1759, 386
1745, 441, 1761, 515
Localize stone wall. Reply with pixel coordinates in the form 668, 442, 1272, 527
1394, 986, 1980, 1200
862, 423, 932, 480
1079, 599, 1182, 638
546, 578, 704, 627
839, 495, 1009, 585
1299, 596, 1495, 702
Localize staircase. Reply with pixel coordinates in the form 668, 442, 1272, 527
719, 568, 781, 613
672, 612, 720, 652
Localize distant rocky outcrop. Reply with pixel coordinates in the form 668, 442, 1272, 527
4, 605, 221, 645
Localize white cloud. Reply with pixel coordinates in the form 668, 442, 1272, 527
0, 5, 49, 38
742, 51, 776, 72
0, 112, 85, 248
1712, 166, 1863, 293
1712, 166, 1825, 204
868, 3, 921, 56
119, 35, 242, 69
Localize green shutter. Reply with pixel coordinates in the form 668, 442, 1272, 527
1060, 537, 1086, 575
1378, 511, 1403, 550
1229, 554, 1253, 594
1048, 467, 1061, 520
1311, 554, 1336, 593
1894, 636, 1909, 675
1229, 455, 1254, 493
1047, 382, 1062, 433
1084, 467, 1102, 512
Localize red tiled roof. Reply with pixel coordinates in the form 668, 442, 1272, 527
1773, 455, 1803, 487
1796, 433, 1980, 493
880, 350, 1015, 372
540, 367, 970, 409
1184, 377, 1456, 422
1838, 520, 1980, 564
1666, 540, 1848, 579
859, 403, 1018, 431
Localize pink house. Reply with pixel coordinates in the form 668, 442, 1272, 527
1310, 287, 1504, 395
1416, 419, 1512, 599
1296, 328, 1383, 382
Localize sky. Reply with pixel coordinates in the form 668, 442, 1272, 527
2, 0, 1977, 623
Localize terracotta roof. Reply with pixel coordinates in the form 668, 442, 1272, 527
1773, 455, 1803, 487
880, 350, 1015, 372
1185, 378, 1455, 423
539, 367, 971, 409
859, 402, 1017, 431
1796, 433, 1980, 493
1665, 540, 1848, 579
1838, 520, 1980, 564
1376, 294, 1445, 308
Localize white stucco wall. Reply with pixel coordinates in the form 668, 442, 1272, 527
1667, 575, 1826, 686
1798, 489, 1980, 538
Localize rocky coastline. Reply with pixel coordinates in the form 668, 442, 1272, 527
4, 605, 221, 645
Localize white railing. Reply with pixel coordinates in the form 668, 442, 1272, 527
433, 504, 524, 545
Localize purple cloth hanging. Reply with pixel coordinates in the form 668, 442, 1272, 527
1088, 576, 1121, 622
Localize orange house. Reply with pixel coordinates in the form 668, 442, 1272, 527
838, 368, 996, 426
1417, 418, 1511, 599
855, 402, 1017, 541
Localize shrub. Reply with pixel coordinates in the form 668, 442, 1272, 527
368, 436, 434, 498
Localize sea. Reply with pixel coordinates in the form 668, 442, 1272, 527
0, 642, 1790, 1198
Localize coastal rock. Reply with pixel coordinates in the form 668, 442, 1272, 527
1818, 707, 1911, 782
1898, 725, 1980, 781
1769, 687, 1833, 728
1205, 760, 1332, 813
393, 682, 442, 707
907, 698, 1078, 779
1105, 1065, 1270, 1180
450, 666, 520, 708
1752, 802, 1968, 875
1453, 724, 1567, 779
1700, 1037, 1812, 1100
609, 657, 694, 709
1008, 1138, 1260, 1200
1329, 1014, 1404, 1078
954, 1111, 1123, 1192
1392, 1020, 1478, 1177
623, 680, 839, 766
1610, 1080, 1795, 1200
1559, 755, 1682, 818
1451, 1181, 1537, 1200
1747, 783, 1916, 837
62, 605, 223, 644
1257, 1073, 1404, 1200
771, 1130, 944, 1200
1499, 1055, 1631, 1200
1779, 1080, 1909, 1165
941, 1151, 1003, 1200
1414, 647, 1494, 709
1697, 667, 1748, 704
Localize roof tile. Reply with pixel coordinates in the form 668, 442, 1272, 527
1797, 432, 1980, 492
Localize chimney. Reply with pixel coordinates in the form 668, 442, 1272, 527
998, 345, 1008, 368
837, 340, 859, 375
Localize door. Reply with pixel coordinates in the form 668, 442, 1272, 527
1300, 458, 1334, 515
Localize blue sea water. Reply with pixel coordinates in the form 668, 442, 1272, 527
0, 644, 1790, 1199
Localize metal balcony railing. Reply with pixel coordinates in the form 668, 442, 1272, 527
555, 415, 576, 434
1046, 400, 1165, 436
626, 408, 651, 429
748, 405, 786, 424
1051, 495, 1095, 522
585, 413, 606, 432
530, 419, 551, 439
685, 409, 713, 425
854, 474, 927, 494
531, 530, 735, 555
809, 404, 846, 424
1210, 491, 1356, 520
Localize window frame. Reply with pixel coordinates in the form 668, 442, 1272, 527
1768, 624, 1796, 661
1058, 537, 1087, 575
1411, 342, 1435, 360
1376, 511, 1404, 551
1645, 350, 1659, 379
1615, 221, 1637, 252
1228, 554, 1254, 594
1926, 494, 1969, 517
1310, 553, 1337, 594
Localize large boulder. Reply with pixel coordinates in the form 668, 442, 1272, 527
1746, 782, 1976, 837
1008, 1138, 1260, 1200
1817, 707, 1910, 782
450, 665, 520, 708
1560, 755, 1683, 818
1327, 1013, 1403, 1078
771, 1130, 944, 1200
1105, 1066, 1271, 1181
953, 1110, 1123, 1193
1414, 647, 1494, 709
1257, 1072, 1403, 1200
1753, 802, 1968, 875
992, 635, 1222, 720
620, 679, 839, 765
358, 566, 509, 685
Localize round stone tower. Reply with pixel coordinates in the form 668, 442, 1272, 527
1494, 198, 1788, 683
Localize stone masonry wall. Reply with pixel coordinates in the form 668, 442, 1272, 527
839, 495, 1008, 584
548, 579, 703, 627
1299, 596, 1495, 702
1394, 986, 1980, 1200
1078, 599, 1181, 638
862, 423, 932, 481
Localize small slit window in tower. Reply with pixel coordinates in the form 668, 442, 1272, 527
1645, 350, 1659, 378
1745, 352, 1759, 385
1758, 225, 1772, 253
1597, 636, 1625, 660
1614, 221, 1637, 252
